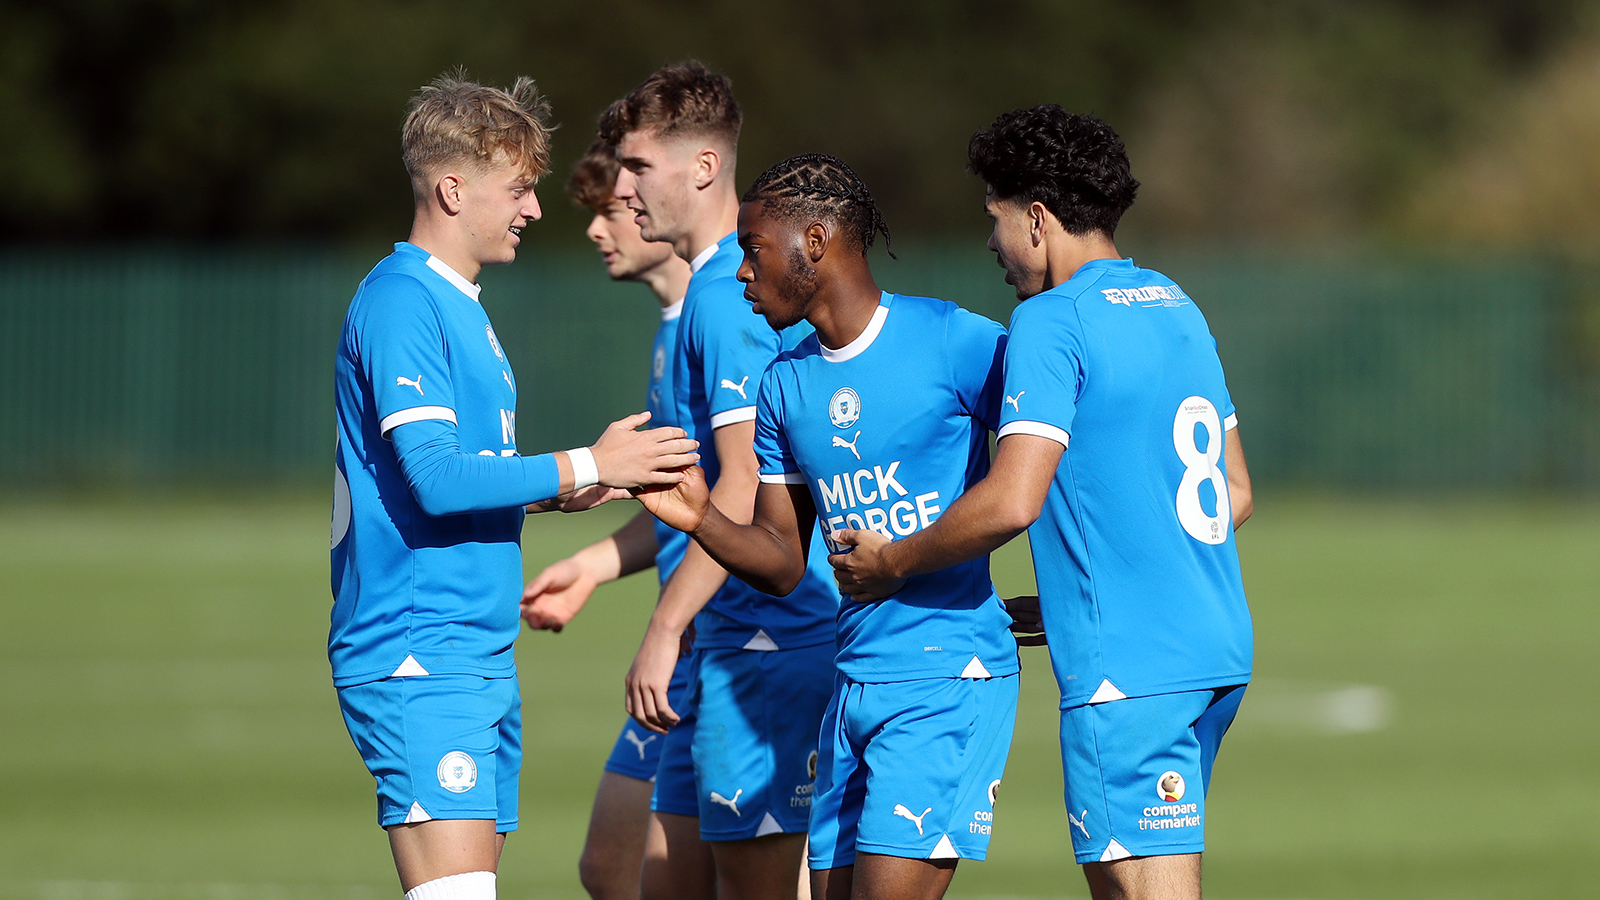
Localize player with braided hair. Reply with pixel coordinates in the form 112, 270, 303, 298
636, 153, 1021, 900
741, 153, 895, 259
832, 106, 1255, 900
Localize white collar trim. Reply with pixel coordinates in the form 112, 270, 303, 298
820, 297, 889, 363
425, 256, 482, 302
661, 298, 685, 321
688, 241, 721, 274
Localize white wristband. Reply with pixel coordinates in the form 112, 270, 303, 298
566, 446, 599, 490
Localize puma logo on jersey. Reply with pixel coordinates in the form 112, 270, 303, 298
503, 370, 513, 390
1068, 809, 1091, 840
832, 430, 861, 460
709, 789, 743, 817
893, 804, 932, 835
623, 730, 657, 761
397, 376, 424, 396
1004, 391, 1025, 411
719, 376, 749, 400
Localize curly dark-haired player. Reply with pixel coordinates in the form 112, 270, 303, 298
831, 106, 1255, 900
637, 152, 1020, 900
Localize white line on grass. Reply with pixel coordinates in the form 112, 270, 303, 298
1239, 679, 1393, 734
3, 883, 381, 900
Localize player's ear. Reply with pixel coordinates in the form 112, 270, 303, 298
805, 220, 829, 263
436, 173, 466, 215
693, 147, 722, 190
1029, 201, 1047, 246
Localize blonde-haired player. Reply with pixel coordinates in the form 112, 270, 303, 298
330, 74, 698, 900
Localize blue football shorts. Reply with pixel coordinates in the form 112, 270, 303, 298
650, 648, 701, 817
808, 672, 1019, 869
1059, 684, 1246, 864
336, 673, 521, 832
692, 642, 834, 840
605, 653, 693, 781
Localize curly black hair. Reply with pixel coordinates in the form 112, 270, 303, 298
741, 153, 894, 258
968, 105, 1139, 237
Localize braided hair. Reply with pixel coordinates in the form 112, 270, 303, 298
742, 153, 895, 258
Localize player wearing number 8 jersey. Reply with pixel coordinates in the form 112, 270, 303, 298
831, 106, 1254, 900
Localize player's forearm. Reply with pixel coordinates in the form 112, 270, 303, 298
1224, 426, 1253, 530
689, 502, 807, 597
881, 475, 1031, 579
391, 420, 566, 515
647, 539, 731, 635
609, 509, 660, 580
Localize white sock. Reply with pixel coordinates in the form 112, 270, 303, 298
404, 871, 495, 900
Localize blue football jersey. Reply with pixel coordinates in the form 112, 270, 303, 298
754, 292, 1018, 682
997, 257, 1252, 707
330, 243, 546, 687
649, 300, 689, 583
671, 233, 837, 651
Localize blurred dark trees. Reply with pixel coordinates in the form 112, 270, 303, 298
0, 0, 1589, 245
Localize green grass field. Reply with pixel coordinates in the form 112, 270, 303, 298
0, 495, 1594, 899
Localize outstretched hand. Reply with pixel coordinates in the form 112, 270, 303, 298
520, 557, 596, 633
527, 484, 632, 514
828, 528, 906, 602
633, 464, 712, 534
591, 412, 700, 489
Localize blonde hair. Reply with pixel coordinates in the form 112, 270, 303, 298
402, 71, 554, 199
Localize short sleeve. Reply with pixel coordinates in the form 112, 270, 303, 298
355, 275, 459, 439
944, 306, 1009, 433
692, 281, 782, 428
996, 301, 1082, 448
753, 367, 803, 485
1212, 334, 1239, 429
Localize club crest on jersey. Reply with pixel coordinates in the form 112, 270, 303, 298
437, 751, 478, 793
653, 346, 666, 380
829, 387, 861, 428
485, 325, 504, 360
1157, 771, 1185, 802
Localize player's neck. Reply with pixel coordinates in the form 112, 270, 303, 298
676, 190, 739, 263
640, 260, 691, 308
810, 270, 882, 351
1042, 232, 1121, 292
408, 212, 484, 284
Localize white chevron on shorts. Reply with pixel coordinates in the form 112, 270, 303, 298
1100, 838, 1133, 862
928, 835, 959, 859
